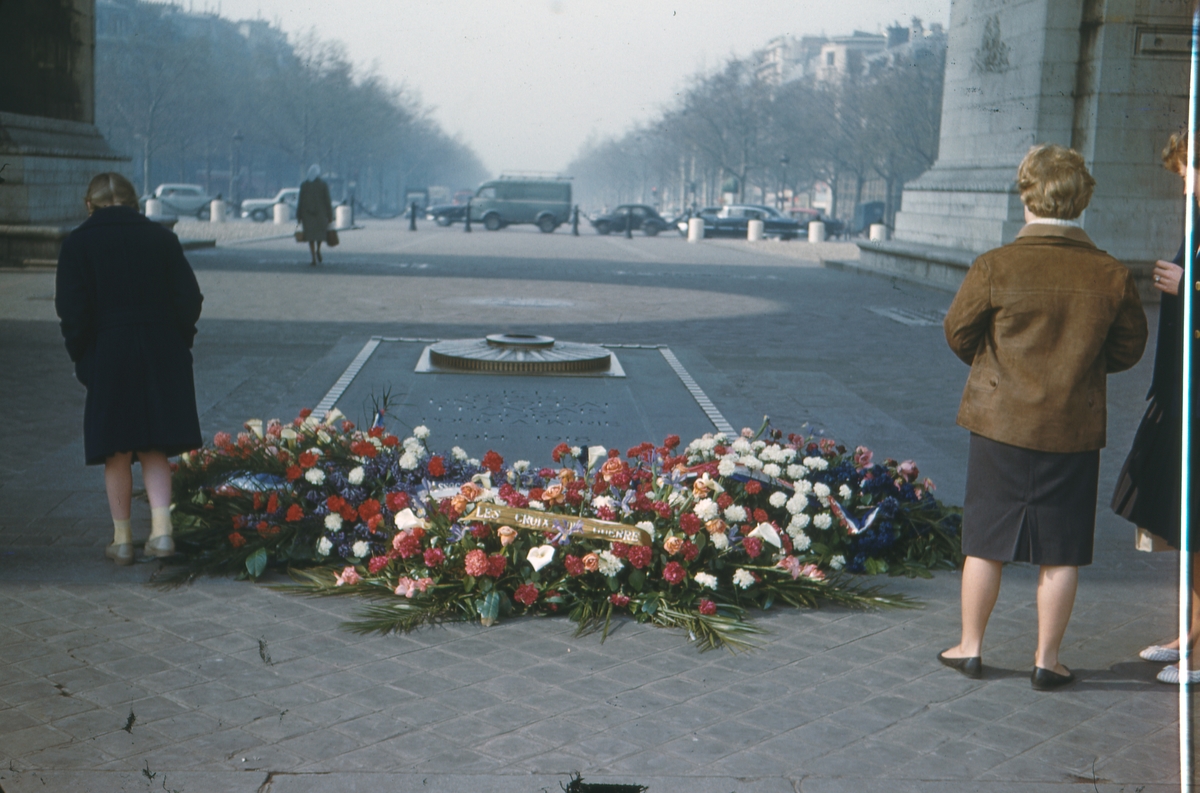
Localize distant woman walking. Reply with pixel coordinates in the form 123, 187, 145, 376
56, 173, 204, 565
297, 164, 333, 266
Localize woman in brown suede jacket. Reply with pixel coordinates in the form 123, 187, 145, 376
938, 144, 1147, 691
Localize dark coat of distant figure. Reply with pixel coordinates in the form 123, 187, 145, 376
55, 205, 204, 465
297, 176, 333, 242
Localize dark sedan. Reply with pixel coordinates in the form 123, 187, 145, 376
589, 204, 671, 236
789, 208, 846, 238
693, 205, 802, 240
425, 203, 470, 226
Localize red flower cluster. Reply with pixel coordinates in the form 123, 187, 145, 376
471, 523, 491, 540
228, 531, 246, 548
595, 506, 616, 521
285, 504, 304, 522
551, 442, 571, 463
679, 513, 701, 536
348, 440, 376, 458
298, 451, 319, 469
327, 495, 358, 523
423, 547, 445, 567
386, 491, 410, 512
744, 480, 762, 495
609, 593, 631, 607
487, 554, 506, 577
286, 465, 302, 482
681, 540, 699, 562
427, 455, 446, 478
662, 561, 685, 585
698, 599, 717, 616
610, 542, 629, 559
482, 450, 504, 474
368, 555, 389, 574
716, 493, 733, 510
627, 545, 653, 569
394, 531, 422, 559
753, 508, 769, 524
742, 536, 763, 559
564, 554, 585, 576
513, 583, 539, 606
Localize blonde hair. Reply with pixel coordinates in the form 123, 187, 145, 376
1016, 144, 1095, 220
1162, 129, 1198, 174
85, 172, 139, 210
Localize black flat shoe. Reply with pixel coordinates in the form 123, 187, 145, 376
1031, 665, 1075, 691
938, 649, 983, 679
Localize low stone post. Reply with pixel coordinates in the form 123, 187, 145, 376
336, 204, 352, 229
624, 207, 633, 239
687, 217, 704, 243
571, 205, 579, 236
409, 201, 418, 231
273, 203, 288, 224
145, 198, 163, 218
464, 198, 472, 233
807, 221, 825, 242
210, 200, 226, 223
869, 223, 887, 241
747, 219, 764, 241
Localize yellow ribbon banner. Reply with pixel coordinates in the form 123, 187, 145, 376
462, 503, 651, 546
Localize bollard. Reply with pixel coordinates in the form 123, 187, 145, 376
624, 207, 633, 239
145, 198, 163, 218
273, 202, 288, 224
464, 198, 472, 233
807, 220, 825, 243
869, 223, 888, 241
747, 218, 764, 241
210, 199, 226, 223
409, 201, 418, 231
335, 204, 352, 230
571, 205, 579, 236
687, 217, 704, 243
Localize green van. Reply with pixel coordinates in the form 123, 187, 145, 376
469, 177, 572, 233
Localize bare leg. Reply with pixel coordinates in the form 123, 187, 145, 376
944, 556, 1003, 657
137, 450, 172, 509
1034, 565, 1078, 674
1161, 552, 1200, 649
104, 451, 135, 520
315, 240, 323, 262
308, 240, 318, 265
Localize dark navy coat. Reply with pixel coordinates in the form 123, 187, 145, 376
55, 205, 204, 465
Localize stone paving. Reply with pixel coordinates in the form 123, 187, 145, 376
0, 219, 1189, 791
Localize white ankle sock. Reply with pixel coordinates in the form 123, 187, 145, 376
149, 507, 173, 540
113, 518, 132, 545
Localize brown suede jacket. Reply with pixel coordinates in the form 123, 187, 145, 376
944, 224, 1148, 453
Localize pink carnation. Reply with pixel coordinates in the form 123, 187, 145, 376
464, 549, 489, 577
334, 566, 361, 587
394, 576, 434, 598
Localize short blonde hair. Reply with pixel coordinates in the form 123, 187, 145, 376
85, 172, 139, 210
1162, 129, 1198, 174
1016, 144, 1095, 220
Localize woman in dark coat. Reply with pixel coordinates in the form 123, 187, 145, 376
1112, 130, 1200, 683
56, 172, 204, 565
297, 164, 333, 266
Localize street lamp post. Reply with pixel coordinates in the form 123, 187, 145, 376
229, 130, 244, 208
779, 155, 790, 211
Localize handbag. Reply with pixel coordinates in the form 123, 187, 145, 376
326, 229, 340, 247
294, 230, 304, 243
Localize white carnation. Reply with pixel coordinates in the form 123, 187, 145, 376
790, 529, 812, 551
528, 500, 545, 510
694, 498, 719, 521
351, 540, 369, 558
780, 447, 797, 462
711, 532, 730, 550
812, 458, 829, 471
513, 460, 531, 473
348, 466, 364, 485
768, 491, 788, 508
786, 493, 809, 515
723, 504, 747, 523
717, 458, 736, 477
733, 568, 755, 589
635, 521, 656, 538
839, 484, 853, 500
789, 513, 811, 531
324, 513, 343, 531
413, 425, 430, 440
667, 490, 687, 507
787, 464, 809, 480
740, 456, 763, 471
468, 458, 480, 467
694, 572, 718, 590
592, 495, 616, 510
830, 554, 846, 570
305, 468, 326, 485
732, 438, 752, 454
316, 537, 332, 557
570, 446, 582, 457
597, 550, 624, 576
451, 446, 469, 461
812, 483, 831, 498
794, 478, 813, 494
762, 463, 782, 478
399, 451, 419, 470
713, 432, 729, 444
402, 437, 421, 451
813, 513, 833, 530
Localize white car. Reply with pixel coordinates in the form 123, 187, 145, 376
140, 184, 215, 219
241, 188, 300, 222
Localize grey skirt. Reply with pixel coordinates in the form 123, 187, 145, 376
962, 433, 1099, 566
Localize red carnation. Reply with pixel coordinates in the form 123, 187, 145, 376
753, 508, 769, 524
342, 421, 355, 432
610, 593, 631, 607
487, 554, 507, 577
743, 536, 763, 559
386, 491, 410, 512
368, 555, 389, 574
682, 540, 699, 562
679, 513, 701, 536
698, 599, 717, 616
253, 492, 263, 511
596, 506, 616, 521
350, 440, 377, 458
539, 467, 554, 478
781, 534, 793, 553
612, 471, 632, 489
627, 545, 653, 569
464, 549, 489, 577
267, 492, 280, 513
423, 547, 445, 567
228, 532, 247, 548
395, 532, 422, 559
653, 501, 671, 518
564, 554, 585, 576
664, 435, 681, 449
482, 450, 504, 474
285, 504, 304, 522
610, 542, 629, 559
367, 515, 383, 531
427, 455, 446, 478
258, 525, 280, 538
745, 480, 762, 495
382, 435, 399, 447
358, 499, 381, 521
528, 487, 545, 502
552, 442, 571, 463
368, 426, 384, 438
298, 451, 319, 469
338, 504, 358, 522
717, 493, 733, 510
327, 495, 345, 511
298, 408, 313, 419
513, 583, 539, 607
471, 523, 491, 540
662, 561, 685, 585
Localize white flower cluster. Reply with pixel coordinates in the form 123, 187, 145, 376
694, 572, 718, 590
512, 460, 531, 473
351, 540, 369, 558
399, 451, 420, 470
413, 425, 430, 440
316, 537, 332, 556
723, 504, 747, 523
813, 513, 833, 530
787, 463, 809, 480
768, 491, 788, 508
732, 568, 755, 589
711, 532, 730, 550
717, 458, 736, 477
803, 456, 829, 471
592, 495, 617, 511
348, 466, 364, 485
830, 554, 846, 570
597, 550, 624, 576
788, 513, 811, 532
790, 529, 812, 551
762, 463, 782, 478
839, 484, 853, 500
812, 483, 831, 499
694, 498, 719, 521
305, 468, 326, 485
451, 446, 469, 462
731, 438, 752, 454
786, 493, 809, 515
324, 514, 342, 530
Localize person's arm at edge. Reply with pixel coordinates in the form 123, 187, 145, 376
943, 255, 993, 365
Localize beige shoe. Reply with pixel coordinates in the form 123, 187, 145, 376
105, 542, 134, 566
144, 535, 175, 557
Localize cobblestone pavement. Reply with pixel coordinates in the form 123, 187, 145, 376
0, 220, 1187, 791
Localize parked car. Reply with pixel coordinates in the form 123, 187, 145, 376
240, 188, 300, 222
140, 183, 215, 219
469, 177, 572, 232
850, 201, 885, 236
689, 204, 802, 239
589, 204, 671, 236
425, 203, 469, 226
789, 207, 846, 238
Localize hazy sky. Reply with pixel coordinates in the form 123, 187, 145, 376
212, 0, 950, 175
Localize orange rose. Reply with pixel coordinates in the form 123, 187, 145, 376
582, 553, 600, 572
498, 526, 518, 547
705, 519, 728, 535
663, 536, 684, 555
692, 479, 710, 499
599, 457, 624, 483
557, 468, 576, 483
542, 483, 565, 505
450, 495, 469, 515
459, 482, 484, 501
